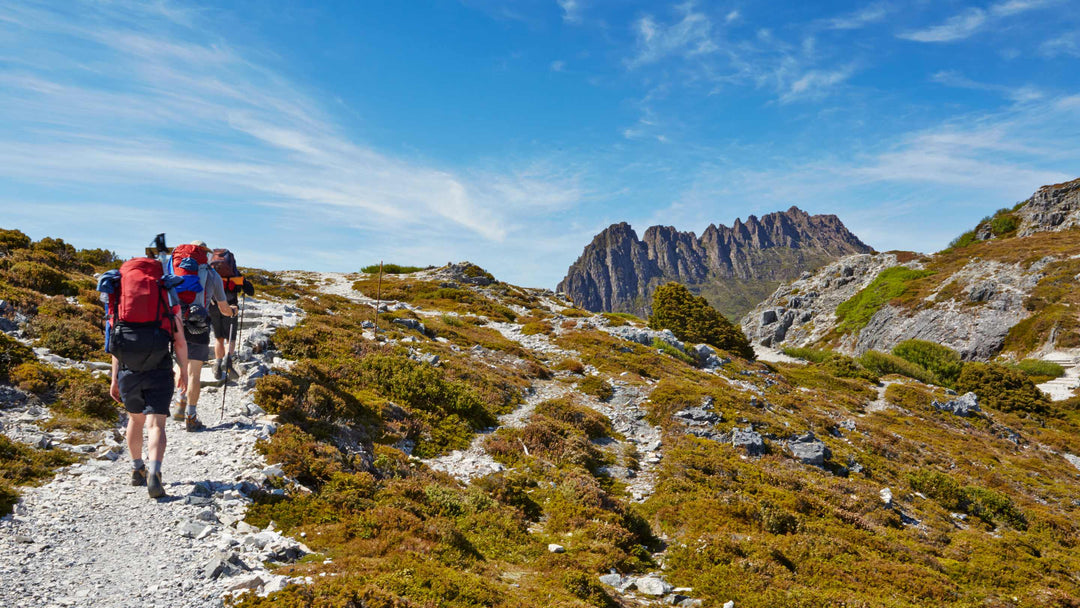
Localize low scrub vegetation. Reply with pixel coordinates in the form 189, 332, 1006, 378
858, 350, 937, 384
360, 263, 430, 274
955, 362, 1049, 415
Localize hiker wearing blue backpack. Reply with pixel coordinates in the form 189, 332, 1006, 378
167, 240, 235, 432
208, 248, 254, 381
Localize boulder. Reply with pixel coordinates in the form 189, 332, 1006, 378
932, 392, 980, 417
731, 426, 765, 456
787, 432, 830, 466
633, 575, 672, 596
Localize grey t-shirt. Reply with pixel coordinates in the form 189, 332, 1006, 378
197, 266, 227, 309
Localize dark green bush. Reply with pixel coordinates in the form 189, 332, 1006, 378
820, 353, 879, 383
55, 369, 117, 421
892, 339, 964, 386
27, 297, 104, 361
648, 282, 754, 360
858, 350, 938, 384
955, 362, 1048, 415
989, 214, 1018, 236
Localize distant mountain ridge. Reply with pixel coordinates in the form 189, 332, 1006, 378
558, 206, 874, 320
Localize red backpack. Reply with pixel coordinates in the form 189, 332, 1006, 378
103, 258, 175, 371
169, 243, 209, 307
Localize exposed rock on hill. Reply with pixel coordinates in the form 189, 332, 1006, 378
558, 207, 873, 320
742, 178, 1080, 360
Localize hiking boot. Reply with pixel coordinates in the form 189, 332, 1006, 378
172, 394, 187, 421
131, 467, 147, 487
147, 473, 165, 498
185, 415, 205, 432
212, 359, 223, 380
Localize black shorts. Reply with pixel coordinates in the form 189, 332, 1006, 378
185, 327, 212, 362
210, 306, 237, 342
119, 367, 174, 416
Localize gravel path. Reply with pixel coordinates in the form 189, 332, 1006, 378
0, 297, 310, 608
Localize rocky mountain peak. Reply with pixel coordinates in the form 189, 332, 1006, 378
559, 206, 873, 319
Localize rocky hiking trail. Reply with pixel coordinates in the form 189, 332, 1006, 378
0, 296, 311, 608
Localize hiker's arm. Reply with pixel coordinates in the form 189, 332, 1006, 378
217, 300, 234, 317
109, 356, 121, 403
172, 314, 189, 389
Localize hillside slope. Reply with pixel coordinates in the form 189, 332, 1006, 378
743, 178, 1080, 361
2, 236, 1080, 607
559, 207, 873, 320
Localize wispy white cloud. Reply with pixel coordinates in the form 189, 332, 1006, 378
725, 10, 740, 24
824, 2, 891, 30
629, 4, 718, 67
557, 0, 584, 25
898, 8, 987, 42
780, 65, 857, 103
550, 60, 566, 72
930, 70, 1043, 103
1040, 31, 1080, 57
0, 0, 585, 271
899, 0, 1057, 43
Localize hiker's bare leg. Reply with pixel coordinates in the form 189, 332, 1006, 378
147, 414, 167, 462
126, 413, 145, 461
186, 358, 203, 406
214, 338, 225, 362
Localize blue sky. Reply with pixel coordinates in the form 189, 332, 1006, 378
0, 0, 1078, 288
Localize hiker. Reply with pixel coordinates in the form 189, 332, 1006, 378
168, 240, 235, 431
99, 254, 189, 499
208, 247, 254, 380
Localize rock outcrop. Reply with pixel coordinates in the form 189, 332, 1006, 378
558, 207, 873, 320
1016, 177, 1080, 236
742, 178, 1080, 360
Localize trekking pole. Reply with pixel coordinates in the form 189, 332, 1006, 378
218, 297, 245, 423
219, 311, 238, 423
374, 260, 383, 331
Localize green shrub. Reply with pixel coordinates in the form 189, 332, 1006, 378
556, 358, 585, 374
0, 434, 79, 515
858, 350, 937, 384
782, 346, 833, 364
27, 297, 104, 361
884, 383, 937, 410
834, 267, 935, 333
53, 369, 117, 422
648, 282, 754, 360
562, 570, 618, 608
0, 228, 31, 253
820, 353, 878, 383
907, 470, 1027, 530
534, 397, 612, 439
1010, 358, 1065, 379
955, 362, 1048, 414
651, 338, 697, 366
577, 375, 614, 401
5, 261, 73, 296
521, 321, 552, 336
0, 332, 34, 384
9, 362, 60, 395
892, 339, 964, 386
989, 213, 1018, 236
360, 263, 428, 274
256, 424, 344, 488
75, 248, 120, 269
945, 230, 978, 251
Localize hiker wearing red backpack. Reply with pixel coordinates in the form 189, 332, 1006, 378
97, 253, 189, 499
167, 240, 234, 431
208, 248, 254, 381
